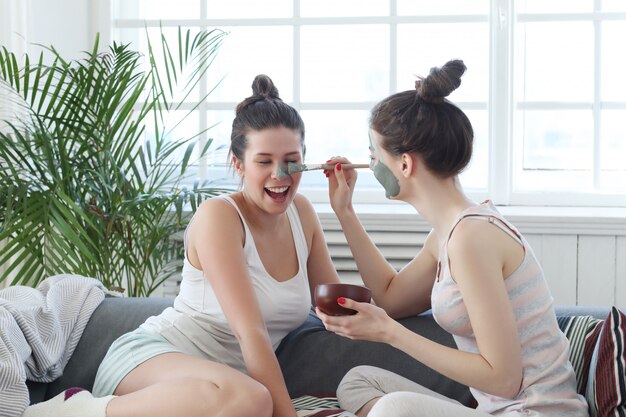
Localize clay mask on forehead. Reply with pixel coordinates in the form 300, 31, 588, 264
369, 133, 400, 199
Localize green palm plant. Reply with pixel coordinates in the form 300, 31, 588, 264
0, 28, 230, 296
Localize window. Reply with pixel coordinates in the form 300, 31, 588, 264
109, 0, 626, 207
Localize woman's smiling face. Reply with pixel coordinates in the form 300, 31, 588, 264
236, 126, 303, 213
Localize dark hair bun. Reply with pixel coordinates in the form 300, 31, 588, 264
416, 59, 466, 101
251, 74, 279, 99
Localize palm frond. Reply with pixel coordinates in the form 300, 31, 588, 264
0, 27, 231, 296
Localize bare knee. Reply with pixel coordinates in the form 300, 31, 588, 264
215, 377, 272, 417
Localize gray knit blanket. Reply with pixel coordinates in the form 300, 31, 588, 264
0, 275, 105, 417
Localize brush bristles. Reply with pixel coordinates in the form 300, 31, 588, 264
286, 162, 309, 174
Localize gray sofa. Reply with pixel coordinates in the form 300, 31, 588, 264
26, 297, 610, 407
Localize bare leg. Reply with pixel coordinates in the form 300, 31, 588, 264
106, 352, 273, 417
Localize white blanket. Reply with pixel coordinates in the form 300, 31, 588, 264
0, 275, 105, 417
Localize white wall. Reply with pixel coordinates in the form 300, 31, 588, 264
29, 0, 89, 58
1, 0, 109, 60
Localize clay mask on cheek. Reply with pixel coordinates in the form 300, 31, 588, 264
369, 135, 400, 199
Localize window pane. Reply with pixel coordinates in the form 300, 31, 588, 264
519, 110, 593, 170
397, 23, 489, 102
515, 0, 593, 13
300, 25, 389, 102
602, 0, 626, 12
601, 110, 626, 191
299, 110, 371, 188
460, 110, 488, 190
601, 22, 626, 102
144, 110, 200, 165
114, 27, 204, 102
206, 26, 293, 102
206, 0, 292, 18
398, 0, 489, 15
113, 0, 200, 19
206, 110, 236, 166
514, 110, 594, 192
515, 22, 593, 102
301, 0, 387, 17
300, 110, 370, 163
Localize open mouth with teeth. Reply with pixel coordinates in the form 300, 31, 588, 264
265, 185, 290, 202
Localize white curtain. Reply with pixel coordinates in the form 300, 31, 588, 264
0, 0, 29, 55
0, 0, 31, 288
0, 0, 30, 126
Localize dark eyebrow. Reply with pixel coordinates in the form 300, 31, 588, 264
254, 151, 301, 157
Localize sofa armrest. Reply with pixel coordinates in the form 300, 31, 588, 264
42, 297, 173, 401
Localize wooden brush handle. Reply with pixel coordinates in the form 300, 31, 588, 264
320, 163, 369, 170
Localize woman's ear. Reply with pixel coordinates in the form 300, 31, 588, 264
400, 153, 415, 178
232, 156, 244, 178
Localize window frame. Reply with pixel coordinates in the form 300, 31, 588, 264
103, 0, 626, 208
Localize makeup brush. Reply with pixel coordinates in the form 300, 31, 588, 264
282, 162, 369, 176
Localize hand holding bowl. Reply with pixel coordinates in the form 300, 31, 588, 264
314, 283, 372, 316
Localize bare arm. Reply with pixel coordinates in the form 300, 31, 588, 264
293, 194, 341, 301
327, 161, 437, 318
189, 199, 296, 417
317, 219, 524, 398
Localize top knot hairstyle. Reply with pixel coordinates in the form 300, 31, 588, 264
230, 74, 305, 162
370, 59, 473, 178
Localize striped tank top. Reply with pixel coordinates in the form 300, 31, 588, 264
431, 201, 588, 417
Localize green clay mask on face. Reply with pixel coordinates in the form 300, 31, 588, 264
369, 133, 400, 199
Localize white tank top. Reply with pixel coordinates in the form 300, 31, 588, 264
140, 195, 312, 372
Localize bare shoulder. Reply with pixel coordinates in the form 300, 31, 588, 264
447, 216, 513, 271
292, 193, 323, 246
292, 193, 315, 215
195, 196, 237, 220
188, 196, 243, 240
292, 193, 319, 225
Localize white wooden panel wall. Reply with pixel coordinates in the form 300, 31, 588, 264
317, 212, 626, 309
617, 237, 626, 308
525, 234, 579, 306
157, 209, 626, 309
578, 236, 616, 307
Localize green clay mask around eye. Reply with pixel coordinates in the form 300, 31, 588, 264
369, 134, 400, 199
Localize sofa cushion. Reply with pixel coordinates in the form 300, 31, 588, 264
585, 306, 626, 417
557, 314, 603, 394
276, 310, 474, 406
29, 297, 612, 408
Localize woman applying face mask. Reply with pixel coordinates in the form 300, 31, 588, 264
319, 60, 588, 417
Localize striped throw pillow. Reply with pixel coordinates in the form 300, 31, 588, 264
585, 307, 626, 417
292, 395, 357, 417
558, 314, 603, 394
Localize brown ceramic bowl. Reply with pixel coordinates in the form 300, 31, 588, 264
314, 283, 372, 316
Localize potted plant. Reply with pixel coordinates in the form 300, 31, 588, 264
0, 28, 231, 296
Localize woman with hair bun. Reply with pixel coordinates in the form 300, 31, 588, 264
24, 74, 341, 417
318, 60, 588, 417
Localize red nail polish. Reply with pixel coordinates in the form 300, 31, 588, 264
336, 163, 342, 171
337, 297, 346, 304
